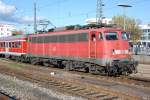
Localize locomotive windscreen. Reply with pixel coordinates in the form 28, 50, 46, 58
105, 32, 118, 40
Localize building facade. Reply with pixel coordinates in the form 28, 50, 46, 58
130, 24, 150, 55
139, 24, 150, 48
85, 18, 112, 25
0, 24, 16, 37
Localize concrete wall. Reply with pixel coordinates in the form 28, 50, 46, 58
133, 55, 150, 64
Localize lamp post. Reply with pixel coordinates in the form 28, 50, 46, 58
117, 4, 132, 30
34, 0, 37, 33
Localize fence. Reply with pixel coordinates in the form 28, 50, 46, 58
130, 46, 150, 56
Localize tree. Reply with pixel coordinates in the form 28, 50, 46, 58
112, 15, 143, 43
11, 30, 23, 36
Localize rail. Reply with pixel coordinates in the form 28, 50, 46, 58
0, 89, 17, 100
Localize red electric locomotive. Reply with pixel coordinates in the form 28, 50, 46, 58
0, 26, 138, 76
27, 26, 137, 75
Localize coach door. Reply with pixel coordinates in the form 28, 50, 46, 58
89, 31, 97, 58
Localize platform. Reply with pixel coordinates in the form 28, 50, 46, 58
130, 64, 150, 81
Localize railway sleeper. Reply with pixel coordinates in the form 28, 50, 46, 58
58, 85, 72, 88
65, 86, 78, 90
102, 96, 119, 100
85, 91, 99, 96
99, 96, 119, 100
92, 93, 108, 98
71, 88, 86, 91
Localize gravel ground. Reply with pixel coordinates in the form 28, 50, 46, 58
0, 73, 85, 100
130, 64, 150, 80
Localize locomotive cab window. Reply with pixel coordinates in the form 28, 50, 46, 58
105, 32, 117, 40
121, 32, 128, 40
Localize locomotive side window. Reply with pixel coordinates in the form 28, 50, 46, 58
105, 32, 117, 40
31, 33, 88, 43
98, 32, 103, 40
121, 32, 128, 40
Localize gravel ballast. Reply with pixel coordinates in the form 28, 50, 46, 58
0, 73, 85, 100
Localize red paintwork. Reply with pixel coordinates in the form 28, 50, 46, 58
27, 28, 129, 60
0, 28, 129, 61
0, 36, 27, 55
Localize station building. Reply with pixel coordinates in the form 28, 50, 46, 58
85, 18, 112, 25
0, 23, 16, 37
139, 24, 150, 48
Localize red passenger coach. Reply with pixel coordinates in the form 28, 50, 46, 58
0, 35, 27, 58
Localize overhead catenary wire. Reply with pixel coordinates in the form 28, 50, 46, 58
34, 0, 149, 26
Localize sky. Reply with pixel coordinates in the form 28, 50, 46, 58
0, 0, 150, 32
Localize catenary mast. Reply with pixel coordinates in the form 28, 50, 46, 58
96, 0, 103, 25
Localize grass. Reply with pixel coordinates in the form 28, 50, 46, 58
0, 58, 24, 70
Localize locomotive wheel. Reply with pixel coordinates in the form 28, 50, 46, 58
84, 67, 89, 73
43, 62, 50, 67
109, 66, 118, 76
31, 58, 40, 65
89, 65, 100, 75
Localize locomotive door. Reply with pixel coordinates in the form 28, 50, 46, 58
89, 31, 97, 58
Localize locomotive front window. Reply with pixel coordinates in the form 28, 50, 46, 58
121, 32, 128, 40
105, 32, 117, 40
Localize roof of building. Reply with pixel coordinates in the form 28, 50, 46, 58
139, 24, 150, 29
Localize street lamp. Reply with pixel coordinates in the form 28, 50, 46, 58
117, 4, 132, 30
34, 1, 37, 33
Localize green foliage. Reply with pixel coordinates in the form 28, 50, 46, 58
112, 15, 143, 43
11, 31, 18, 36
11, 30, 23, 36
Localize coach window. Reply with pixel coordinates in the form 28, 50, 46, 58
12, 42, 15, 48
16, 42, 21, 48
2, 42, 4, 48
1, 42, 4, 48
5, 42, 8, 48
98, 32, 103, 40
14, 42, 16, 48
1, 42, 3, 48
9, 42, 11, 48
105, 32, 118, 40
16, 42, 18, 48
0, 42, 1, 47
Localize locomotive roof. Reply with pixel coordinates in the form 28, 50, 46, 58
0, 34, 28, 41
30, 27, 123, 37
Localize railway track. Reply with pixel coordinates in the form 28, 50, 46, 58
0, 59, 140, 100
0, 89, 17, 100
0, 67, 135, 100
